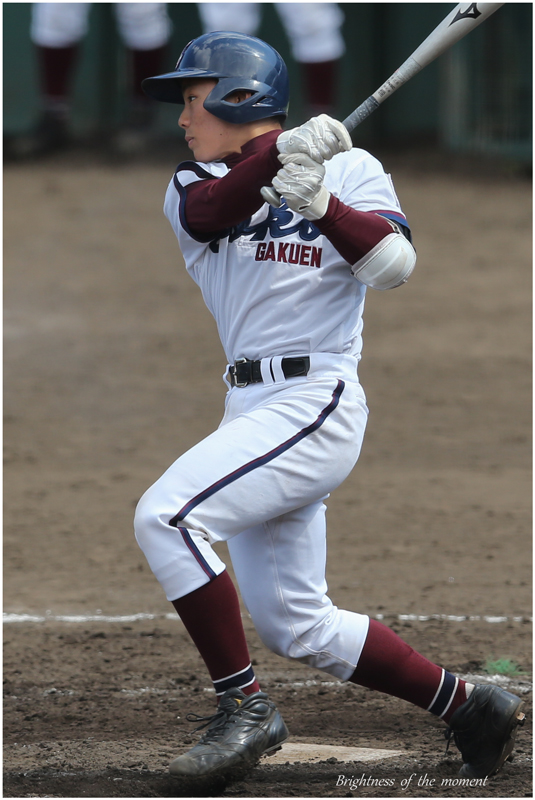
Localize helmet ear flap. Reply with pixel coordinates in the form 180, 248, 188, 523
203, 78, 284, 123
220, 87, 253, 105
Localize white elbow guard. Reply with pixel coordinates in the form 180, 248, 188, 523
351, 233, 416, 290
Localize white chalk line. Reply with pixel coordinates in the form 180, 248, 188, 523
3, 612, 174, 624
3, 611, 532, 624
8, 673, 527, 702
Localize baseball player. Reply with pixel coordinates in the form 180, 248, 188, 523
137, 31, 525, 782
198, 2, 345, 117
18, 3, 172, 157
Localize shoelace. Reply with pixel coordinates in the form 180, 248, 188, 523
186, 707, 239, 743
444, 727, 454, 752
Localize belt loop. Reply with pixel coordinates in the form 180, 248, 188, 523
222, 365, 232, 390
260, 357, 275, 385
271, 356, 286, 384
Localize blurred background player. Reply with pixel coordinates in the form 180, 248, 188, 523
15, 2, 172, 157
198, 2, 345, 119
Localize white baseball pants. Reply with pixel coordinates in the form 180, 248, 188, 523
31, 3, 172, 50
135, 354, 370, 680
198, 3, 346, 63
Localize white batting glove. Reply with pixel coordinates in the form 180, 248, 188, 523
271, 153, 330, 221
276, 114, 352, 163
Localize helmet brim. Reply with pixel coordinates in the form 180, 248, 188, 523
142, 69, 224, 104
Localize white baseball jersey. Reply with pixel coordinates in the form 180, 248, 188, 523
135, 145, 409, 681
164, 148, 408, 367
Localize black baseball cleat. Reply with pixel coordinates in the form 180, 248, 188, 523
169, 687, 289, 779
445, 684, 526, 778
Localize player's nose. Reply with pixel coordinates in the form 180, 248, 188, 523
179, 107, 189, 129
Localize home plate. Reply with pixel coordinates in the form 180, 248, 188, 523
266, 742, 405, 765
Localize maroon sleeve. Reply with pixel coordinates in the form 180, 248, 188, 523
314, 195, 397, 266
184, 130, 281, 235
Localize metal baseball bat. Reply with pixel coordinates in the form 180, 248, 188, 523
262, 2, 505, 207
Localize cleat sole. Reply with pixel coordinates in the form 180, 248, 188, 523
458, 696, 526, 779
263, 739, 288, 758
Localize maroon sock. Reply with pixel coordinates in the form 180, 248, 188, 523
36, 45, 78, 106
171, 570, 260, 700
130, 46, 167, 99
350, 619, 468, 723
302, 59, 338, 112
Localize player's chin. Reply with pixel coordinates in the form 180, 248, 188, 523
188, 143, 205, 161
193, 147, 219, 163
185, 138, 199, 156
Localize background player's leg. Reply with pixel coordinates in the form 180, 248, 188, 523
197, 3, 262, 36
275, 2, 345, 117
113, 4, 172, 154
25, 3, 91, 156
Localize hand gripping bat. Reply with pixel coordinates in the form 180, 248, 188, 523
261, 2, 505, 207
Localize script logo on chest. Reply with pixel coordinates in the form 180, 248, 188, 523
210, 202, 324, 267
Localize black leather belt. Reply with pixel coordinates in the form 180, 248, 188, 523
229, 356, 310, 388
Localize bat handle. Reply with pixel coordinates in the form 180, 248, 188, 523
342, 95, 381, 133
261, 185, 283, 208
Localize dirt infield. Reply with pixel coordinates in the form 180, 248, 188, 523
3, 146, 532, 797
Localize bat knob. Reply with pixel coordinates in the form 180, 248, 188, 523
261, 186, 282, 208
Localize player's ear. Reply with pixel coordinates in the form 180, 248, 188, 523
225, 90, 253, 105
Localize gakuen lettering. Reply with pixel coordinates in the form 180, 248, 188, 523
255, 241, 322, 268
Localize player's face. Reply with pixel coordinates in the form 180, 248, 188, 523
179, 79, 253, 162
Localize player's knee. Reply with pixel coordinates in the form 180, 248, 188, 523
250, 613, 312, 662
133, 490, 187, 587
133, 488, 159, 553
253, 621, 292, 660
250, 605, 356, 670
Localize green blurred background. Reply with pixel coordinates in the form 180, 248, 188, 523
3, 2, 532, 163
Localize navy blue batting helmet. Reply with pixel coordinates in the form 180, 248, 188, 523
141, 31, 289, 123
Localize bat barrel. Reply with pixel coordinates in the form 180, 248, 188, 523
407, 2, 505, 72
264, 3, 506, 206
343, 3, 504, 136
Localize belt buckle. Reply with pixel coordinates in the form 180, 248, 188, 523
231, 357, 249, 388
